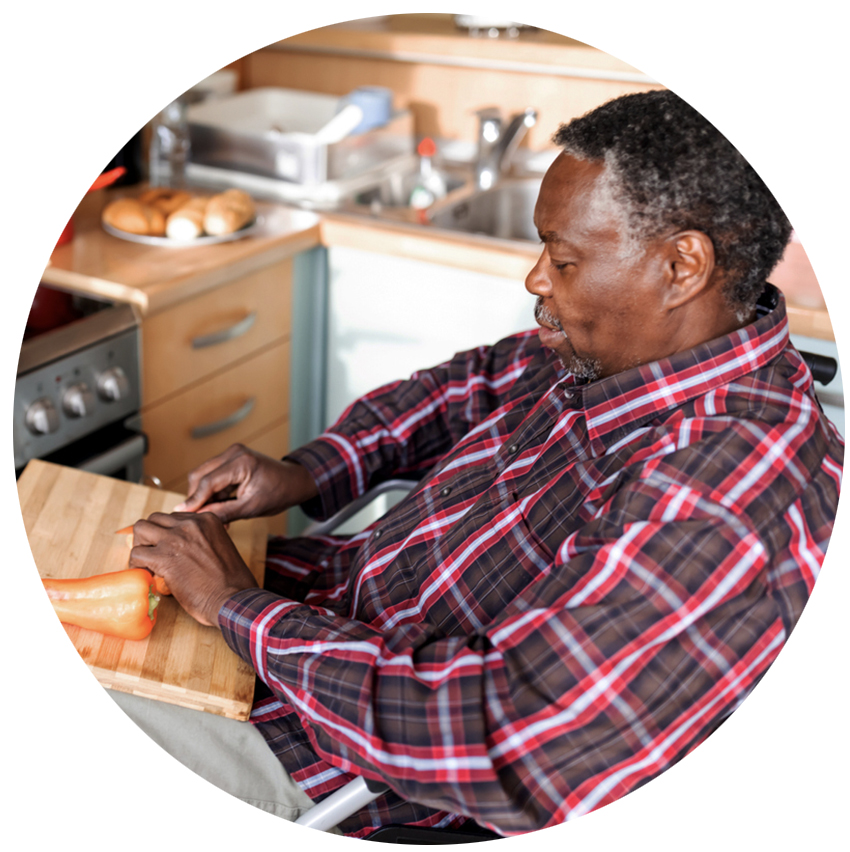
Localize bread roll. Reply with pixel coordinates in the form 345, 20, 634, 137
148, 206, 167, 236
138, 188, 193, 217
102, 198, 166, 236
204, 189, 255, 236
166, 196, 209, 240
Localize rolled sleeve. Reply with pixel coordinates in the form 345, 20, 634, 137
218, 588, 305, 678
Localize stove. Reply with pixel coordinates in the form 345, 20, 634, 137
14, 285, 144, 480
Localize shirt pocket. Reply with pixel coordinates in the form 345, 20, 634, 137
512, 473, 600, 560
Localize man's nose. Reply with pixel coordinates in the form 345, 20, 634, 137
525, 251, 551, 298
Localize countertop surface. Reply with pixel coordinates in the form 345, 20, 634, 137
43, 189, 321, 316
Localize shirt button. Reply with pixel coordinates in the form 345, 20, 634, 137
440, 486, 452, 497
373, 529, 383, 539
508, 444, 519, 455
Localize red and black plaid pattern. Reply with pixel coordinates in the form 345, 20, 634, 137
219, 285, 843, 837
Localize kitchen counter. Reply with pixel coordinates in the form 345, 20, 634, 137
43, 189, 321, 316
320, 211, 539, 282
41, 186, 835, 341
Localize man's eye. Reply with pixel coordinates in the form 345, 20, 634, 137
538, 240, 573, 271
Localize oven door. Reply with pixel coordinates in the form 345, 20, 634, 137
77, 431, 147, 482
22, 419, 148, 483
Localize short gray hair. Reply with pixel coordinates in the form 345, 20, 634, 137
553, 90, 793, 310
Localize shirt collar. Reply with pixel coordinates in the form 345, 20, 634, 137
570, 284, 789, 454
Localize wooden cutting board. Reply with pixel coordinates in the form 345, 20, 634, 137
17, 459, 267, 720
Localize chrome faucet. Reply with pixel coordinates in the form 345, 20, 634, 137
474, 107, 538, 190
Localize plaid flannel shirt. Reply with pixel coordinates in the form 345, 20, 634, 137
219, 284, 843, 837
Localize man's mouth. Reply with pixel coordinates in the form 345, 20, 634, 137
534, 298, 564, 334
533, 298, 602, 380
534, 298, 566, 346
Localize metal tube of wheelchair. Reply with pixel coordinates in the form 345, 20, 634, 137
294, 776, 389, 831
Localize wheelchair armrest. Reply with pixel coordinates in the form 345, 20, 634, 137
294, 777, 389, 831
303, 478, 418, 536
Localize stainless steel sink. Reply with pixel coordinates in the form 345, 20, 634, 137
427, 178, 542, 242
346, 167, 467, 210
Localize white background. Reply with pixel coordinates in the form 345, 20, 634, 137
3, 2, 847, 850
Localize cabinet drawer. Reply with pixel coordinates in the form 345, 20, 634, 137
142, 259, 292, 406
161, 419, 291, 537
142, 340, 290, 485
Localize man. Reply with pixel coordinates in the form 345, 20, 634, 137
124, 90, 843, 837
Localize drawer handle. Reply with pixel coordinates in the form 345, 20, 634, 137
191, 397, 256, 439
191, 311, 257, 349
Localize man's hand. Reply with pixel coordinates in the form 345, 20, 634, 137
128, 512, 259, 627
173, 443, 319, 524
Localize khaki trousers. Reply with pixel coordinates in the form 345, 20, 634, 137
108, 689, 337, 828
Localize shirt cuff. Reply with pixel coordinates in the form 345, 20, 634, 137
285, 435, 366, 521
218, 588, 303, 678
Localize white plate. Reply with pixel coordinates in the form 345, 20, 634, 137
102, 215, 263, 246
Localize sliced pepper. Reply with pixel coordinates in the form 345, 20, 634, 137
43, 568, 162, 641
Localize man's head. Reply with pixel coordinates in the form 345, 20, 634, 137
526, 89, 792, 380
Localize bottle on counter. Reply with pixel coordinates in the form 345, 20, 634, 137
148, 98, 191, 188
409, 137, 448, 210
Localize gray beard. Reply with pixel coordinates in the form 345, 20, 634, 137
534, 298, 602, 381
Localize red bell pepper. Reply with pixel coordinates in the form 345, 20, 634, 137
43, 568, 163, 641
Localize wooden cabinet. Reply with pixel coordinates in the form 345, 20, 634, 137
140, 260, 292, 405
140, 259, 294, 532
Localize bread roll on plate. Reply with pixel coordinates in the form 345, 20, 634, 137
166, 196, 210, 240
138, 187, 193, 217
102, 198, 166, 236
204, 189, 256, 236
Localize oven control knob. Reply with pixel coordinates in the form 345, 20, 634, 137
25, 397, 60, 435
97, 367, 130, 402
62, 382, 95, 418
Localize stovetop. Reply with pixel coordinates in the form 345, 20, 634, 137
18, 289, 139, 376
14, 286, 142, 470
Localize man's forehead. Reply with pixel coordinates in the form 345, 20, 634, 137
535, 154, 629, 242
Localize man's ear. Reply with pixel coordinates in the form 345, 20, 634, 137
662, 230, 716, 309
